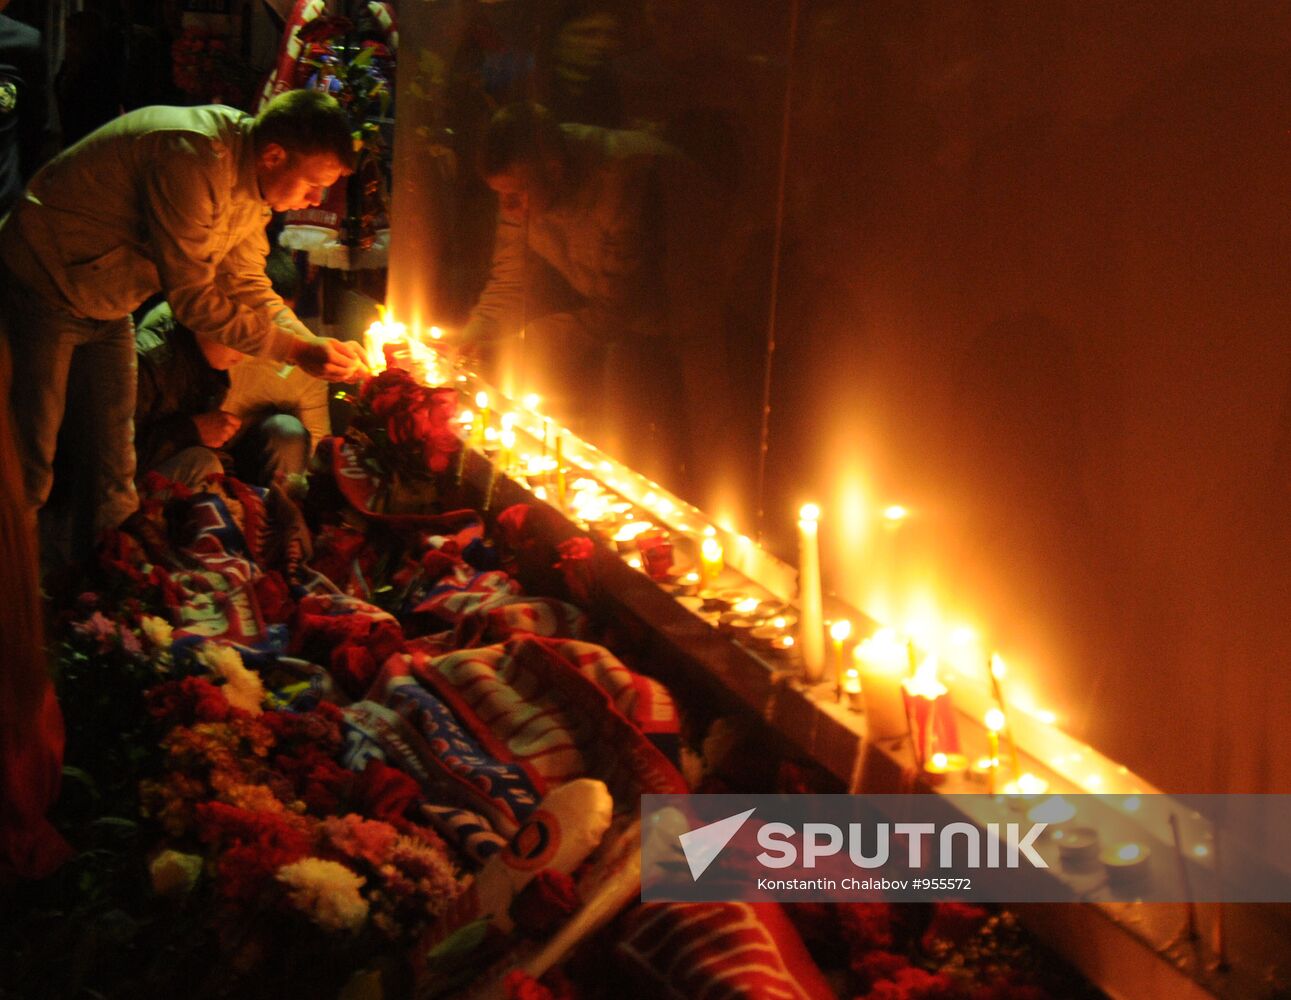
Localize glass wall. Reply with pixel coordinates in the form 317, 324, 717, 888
391, 0, 1291, 797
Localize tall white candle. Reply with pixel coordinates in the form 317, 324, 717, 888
797, 503, 826, 683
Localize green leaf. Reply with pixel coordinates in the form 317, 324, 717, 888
62, 766, 102, 803
89, 816, 140, 839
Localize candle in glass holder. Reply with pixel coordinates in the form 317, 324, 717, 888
923, 751, 969, 786
796, 504, 825, 683
636, 530, 674, 581
613, 520, 656, 553
768, 634, 797, 661
854, 628, 909, 741
1102, 842, 1151, 884
841, 666, 864, 711
722, 614, 762, 642
660, 570, 701, 596
699, 535, 724, 590
1054, 825, 1101, 872
1001, 772, 1050, 812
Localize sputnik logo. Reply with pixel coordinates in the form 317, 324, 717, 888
678, 807, 756, 881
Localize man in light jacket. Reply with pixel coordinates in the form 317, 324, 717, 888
0, 88, 368, 552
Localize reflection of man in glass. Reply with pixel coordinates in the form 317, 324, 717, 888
455, 101, 690, 477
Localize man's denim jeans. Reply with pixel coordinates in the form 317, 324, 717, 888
0, 279, 138, 548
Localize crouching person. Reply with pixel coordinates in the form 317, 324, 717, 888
134, 317, 243, 489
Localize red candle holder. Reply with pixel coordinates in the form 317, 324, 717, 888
636, 530, 674, 581
902, 687, 961, 767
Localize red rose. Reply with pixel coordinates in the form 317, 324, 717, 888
352, 758, 422, 821
509, 869, 580, 937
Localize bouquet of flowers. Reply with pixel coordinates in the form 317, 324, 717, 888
352, 368, 460, 482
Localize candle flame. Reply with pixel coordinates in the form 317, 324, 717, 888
701, 537, 723, 561
1116, 843, 1142, 862
429, 326, 444, 340
991, 653, 1007, 679
613, 521, 655, 542
475, 390, 490, 410
985, 708, 1006, 732
854, 627, 907, 675
830, 619, 853, 642
1015, 772, 1048, 795
882, 504, 908, 522
734, 597, 761, 614
931, 752, 948, 768
523, 393, 541, 411
799, 502, 821, 523
904, 651, 946, 698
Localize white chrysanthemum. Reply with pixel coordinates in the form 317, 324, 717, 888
196, 642, 265, 715
140, 615, 174, 650
149, 849, 203, 898
276, 858, 369, 933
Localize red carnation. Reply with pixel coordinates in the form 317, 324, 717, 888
146, 677, 232, 725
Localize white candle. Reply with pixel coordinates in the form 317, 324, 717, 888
854, 627, 909, 740
797, 503, 825, 683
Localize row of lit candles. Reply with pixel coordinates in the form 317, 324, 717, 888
365, 322, 1224, 956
